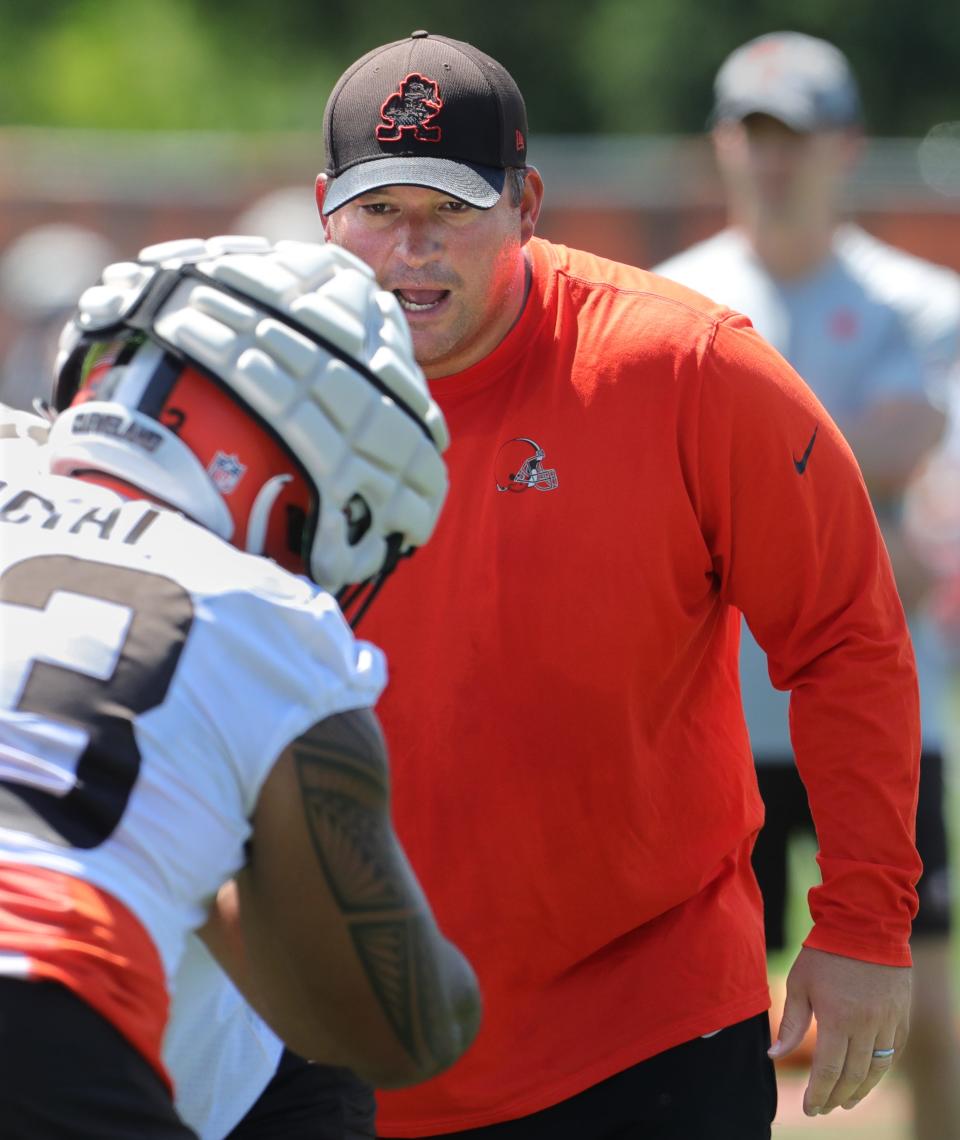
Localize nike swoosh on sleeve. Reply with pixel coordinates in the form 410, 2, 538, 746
793, 426, 819, 475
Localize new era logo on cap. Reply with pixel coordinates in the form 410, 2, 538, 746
321, 31, 528, 214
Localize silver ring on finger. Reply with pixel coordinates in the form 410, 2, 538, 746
872, 1047, 896, 1059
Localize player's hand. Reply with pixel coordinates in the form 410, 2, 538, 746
768, 946, 911, 1116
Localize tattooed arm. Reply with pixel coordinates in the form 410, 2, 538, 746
200, 706, 481, 1088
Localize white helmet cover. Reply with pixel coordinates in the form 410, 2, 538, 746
49, 236, 448, 597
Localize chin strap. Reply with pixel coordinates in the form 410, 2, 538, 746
336, 534, 408, 629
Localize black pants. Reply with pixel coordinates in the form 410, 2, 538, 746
226, 1049, 376, 1139
380, 1013, 777, 1140
0, 976, 196, 1139
752, 751, 951, 950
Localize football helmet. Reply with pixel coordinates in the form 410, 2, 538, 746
49, 236, 448, 618
494, 437, 558, 493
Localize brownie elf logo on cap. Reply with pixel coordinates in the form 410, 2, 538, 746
377, 73, 444, 143
321, 30, 528, 214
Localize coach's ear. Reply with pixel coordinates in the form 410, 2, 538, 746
519, 166, 544, 247
315, 175, 331, 237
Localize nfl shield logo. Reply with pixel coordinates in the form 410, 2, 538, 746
208, 451, 246, 494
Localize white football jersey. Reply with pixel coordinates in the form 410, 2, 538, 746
0, 426, 385, 1136
655, 225, 960, 754
164, 936, 285, 1138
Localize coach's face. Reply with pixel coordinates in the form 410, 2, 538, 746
319, 171, 542, 379
713, 113, 860, 226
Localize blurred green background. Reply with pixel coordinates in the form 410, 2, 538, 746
0, 0, 957, 134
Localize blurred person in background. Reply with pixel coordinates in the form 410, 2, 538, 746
232, 186, 327, 245
315, 30, 923, 1139
905, 388, 960, 701
0, 223, 116, 411
655, 31, 960, 1140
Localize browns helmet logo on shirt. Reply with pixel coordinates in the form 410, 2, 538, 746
376, 73, 443, 142
494, 437, 559, 493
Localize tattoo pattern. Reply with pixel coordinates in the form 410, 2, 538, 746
291, 710, 450, 1066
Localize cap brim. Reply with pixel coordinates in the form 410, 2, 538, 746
321, 157, 505, 214
710, 96, 820, 133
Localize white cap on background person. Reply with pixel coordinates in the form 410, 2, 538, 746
232, 187, 326, 245
712, 31, 862, 131
0, 224, 116, 321
0, 224, 117, 410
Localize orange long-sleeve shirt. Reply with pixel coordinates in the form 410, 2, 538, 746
368, 238, 921, 1135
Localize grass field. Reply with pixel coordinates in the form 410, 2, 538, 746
762, 681, 960, 1139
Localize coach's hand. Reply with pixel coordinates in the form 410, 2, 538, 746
768, 946, 911, 1116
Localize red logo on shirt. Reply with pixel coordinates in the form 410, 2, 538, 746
376, 73, 443, 143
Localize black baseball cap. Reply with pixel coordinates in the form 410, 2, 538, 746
321, 30, 528, 215
712, 32, 862, 132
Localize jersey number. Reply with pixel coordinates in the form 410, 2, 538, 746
0, 555, 193, 848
